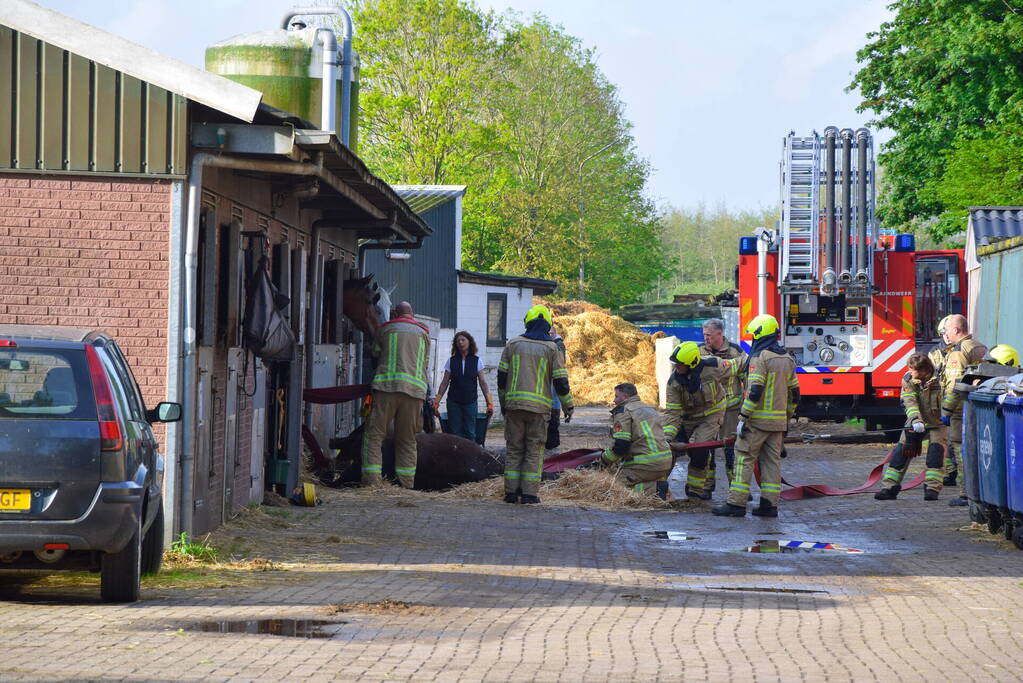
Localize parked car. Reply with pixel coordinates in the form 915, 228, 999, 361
0, 325, 180, 602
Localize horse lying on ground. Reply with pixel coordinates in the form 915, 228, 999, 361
323, 424, 505, 491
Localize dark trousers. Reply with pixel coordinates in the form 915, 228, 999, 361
447, 401, 478, 442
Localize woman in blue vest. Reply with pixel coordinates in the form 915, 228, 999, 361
433, 331, 494, 443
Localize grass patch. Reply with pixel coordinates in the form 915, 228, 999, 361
168, 532, 218, 563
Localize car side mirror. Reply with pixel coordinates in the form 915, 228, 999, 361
147, 402, 182, 423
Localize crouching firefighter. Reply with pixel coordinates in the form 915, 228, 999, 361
600, 383, 673, 494
876, 353, 947, 501
661, 341, 740, 500
497, 304, 573, 504
713, 314, 797, 518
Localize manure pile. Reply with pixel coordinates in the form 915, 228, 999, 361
546, 300, 661, 406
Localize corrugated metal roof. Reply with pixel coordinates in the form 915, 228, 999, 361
393, 185, 467, 215
0, 0, 261, 123
967, 207, 1023, 247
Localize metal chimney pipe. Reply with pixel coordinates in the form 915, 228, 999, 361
822, 126, 838, 295
839, 129, 853, 284
282, 7, 355, 146
855, 128, 870, 284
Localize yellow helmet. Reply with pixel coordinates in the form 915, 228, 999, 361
524, 304, 553, 327
746, 313, 779, 340
987, 344, 1019, 367
937, 315, 952, 336
670, 341, 701, 369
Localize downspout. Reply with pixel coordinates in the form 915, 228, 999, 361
181, 151, 375, 534
282, 7, 354, 146
839, 128, 853, 284
822, 126, 838, 296
316, 29, 338, 133
756, 229, 770, 316
855, 128, 870, 285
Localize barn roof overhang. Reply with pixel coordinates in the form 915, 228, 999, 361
190, 121, 431, 243
0, 0, 261, 123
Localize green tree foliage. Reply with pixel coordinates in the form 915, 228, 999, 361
656, 204, 777, 298
850, 0, 1023, 240
935, 116, 1023, 231
349, 0, 670, 307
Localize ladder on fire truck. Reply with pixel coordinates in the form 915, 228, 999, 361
780, 132, 821, 285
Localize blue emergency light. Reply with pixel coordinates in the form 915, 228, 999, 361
894, 233, 915, 252
739, 236, 757, 255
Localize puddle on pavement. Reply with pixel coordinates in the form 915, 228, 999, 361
700, 585, 829, 595
738, 539, 864, 554
192, 619, 348, 638
643, 531, 700, 541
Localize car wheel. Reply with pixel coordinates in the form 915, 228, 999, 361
101, 516, 142, 603
140, 503, 164, 577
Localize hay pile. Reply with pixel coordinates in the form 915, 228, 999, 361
545, 300, 660, 405
442, 469, 670, 511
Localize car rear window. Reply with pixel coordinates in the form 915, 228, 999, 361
0, 348, 96, 419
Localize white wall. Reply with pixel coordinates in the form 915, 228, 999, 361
455, 281, 535, 414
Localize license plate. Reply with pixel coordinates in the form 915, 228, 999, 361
0, 489, 31, 511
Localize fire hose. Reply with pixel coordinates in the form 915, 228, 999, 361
544, 429, 936, 500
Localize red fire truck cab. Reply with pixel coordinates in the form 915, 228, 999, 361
735, 128, 967, 429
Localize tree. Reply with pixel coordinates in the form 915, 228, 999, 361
348, 0, 670, 308
657, 203, 777, 297
849, 1, 1023, 240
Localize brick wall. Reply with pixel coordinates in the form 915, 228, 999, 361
0, 174, 171, 411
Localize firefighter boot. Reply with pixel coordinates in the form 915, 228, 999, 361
712, 502, 747, 517
751, 499, 778, 517
685, 485, 712, 501
874, 485, 901, 500
943, 471, 958, 487
520, 494, 541, 505
504, 493, 520, 504
924, 487, 939, 501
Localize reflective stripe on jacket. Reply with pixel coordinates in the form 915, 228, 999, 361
699, 340, 748, 408
739, 350, 796, 432
940, 335, 987, 416
371, 317, 431, 400
601, 396, 672, 466
498, 336, 572, 415
901, 372, 941, 428
662, 358, 740, 439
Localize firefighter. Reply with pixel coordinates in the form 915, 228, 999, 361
699, 318, 748, 491
936, 314, 987, 487
713, 314, 798, 518
661, 341, 740, 501
599, 383, 673, 493
498, 304, 573, 504
875, 353, 946, 500
361, 301, 431, 488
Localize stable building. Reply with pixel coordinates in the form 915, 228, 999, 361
0, 1, 430, 537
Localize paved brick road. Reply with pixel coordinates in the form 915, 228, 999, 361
1, 408, 1021, 681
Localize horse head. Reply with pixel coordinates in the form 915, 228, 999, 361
342, 273, 382, 337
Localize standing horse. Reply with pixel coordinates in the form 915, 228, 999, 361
342, 274, 393, 338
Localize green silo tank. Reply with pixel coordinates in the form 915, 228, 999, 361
206, 27, 358, 151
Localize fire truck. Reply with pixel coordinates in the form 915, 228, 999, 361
736, 127, 968, 430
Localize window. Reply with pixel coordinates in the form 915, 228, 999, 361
486, 293, 507, 347
0, 349, 95, 419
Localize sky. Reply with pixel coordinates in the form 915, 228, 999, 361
38, 0, 893, 212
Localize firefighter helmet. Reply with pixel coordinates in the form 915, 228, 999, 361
987, 344, 1019, 367
937, 315, 952, 336
746, 314, 779, 340
524, 304, 553, 327
670, 341, 701, 369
